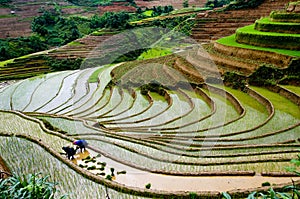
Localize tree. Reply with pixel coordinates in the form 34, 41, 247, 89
183, 0, 189, 8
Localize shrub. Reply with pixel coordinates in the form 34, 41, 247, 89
44, 56, 83, 71
249, 65, 284, 86
0, 172, 67, 199
225, 0, 264, 10
105, 175, 112, 180
262, 182, 271, 186
223, 71, 246, 90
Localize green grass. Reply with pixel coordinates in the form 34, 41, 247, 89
257, 17, 300, 26
170, 7, 210, 15
217, 34, 300, 57
142, 10, 153, 17
281, 85, 300, 95
0, 14, 17, 18
238, 24, 300, 37
68, 41, 83, 46
137, 48, 172, 60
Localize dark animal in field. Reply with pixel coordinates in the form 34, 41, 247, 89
73, 140, 88, 153
62, 146, 76, 160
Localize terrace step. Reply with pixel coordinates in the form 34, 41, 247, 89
191, 0, 291, 43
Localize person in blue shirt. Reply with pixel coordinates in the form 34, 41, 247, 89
73, 139, 88, 153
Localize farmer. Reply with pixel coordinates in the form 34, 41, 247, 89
73, 139, 88, 153
62, 146, 76, 160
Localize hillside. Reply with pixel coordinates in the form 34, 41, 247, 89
0, 0, 300, 198
191, 0, 292, 43
0, 0, 207, 39
202, 1, 300, 85
0, 0, 100, 38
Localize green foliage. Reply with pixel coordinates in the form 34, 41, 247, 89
90, 11, 131, 29
222, 192, 232, 199
223, 71, 247, 90
0, 0, 11, 5
205, 0, 230, 8
138, 48, 172, 60
151, 5, 174, 16
270, 11, 300, 22
255, 17, 300, 34
188, 192, 198, 199
217, 34, 300, 57
225, 0, 264, 10
44, 56, 83, 71
105, 175, 112, 180
236, 25, 300, 50
286, 154, 300, 176
249, 65, 284, 86
32, 10, 81, 46
140, 82, 166, 96
0, 172, 67, 199
262, 182, 271, 187
183, 0, 189, 8
145, 183, 151, 189
138, 15, 195, 36
0, 36, 47, 61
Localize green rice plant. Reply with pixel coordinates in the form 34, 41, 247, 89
255, 17, 300, 33
0, 112, 69, 150
251, 86, 300, 119
235, 24, 300, 50
137, 48, 172, 60
281, 85, 300, 95
217, 34, 300, 57
0, 137, 147, 199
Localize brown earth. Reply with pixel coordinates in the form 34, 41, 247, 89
0, 0, 97, 38
191, 0, 292, 43
98, 2, 137, 14
0, 0, 207, 39
0, 156, 10, 179
135, 0, 207, 9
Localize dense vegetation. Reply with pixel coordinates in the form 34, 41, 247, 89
205, 0, 264, 9
32, 10, 81, 46
0, 172, 67, 199
0, 36, 47, 61
0, 0, 11, 5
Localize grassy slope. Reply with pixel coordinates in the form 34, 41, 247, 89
217, 34, 300, 57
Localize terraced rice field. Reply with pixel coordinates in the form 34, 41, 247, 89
0, 61, 299, 197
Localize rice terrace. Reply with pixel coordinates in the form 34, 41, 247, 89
0, 0, 299, 198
